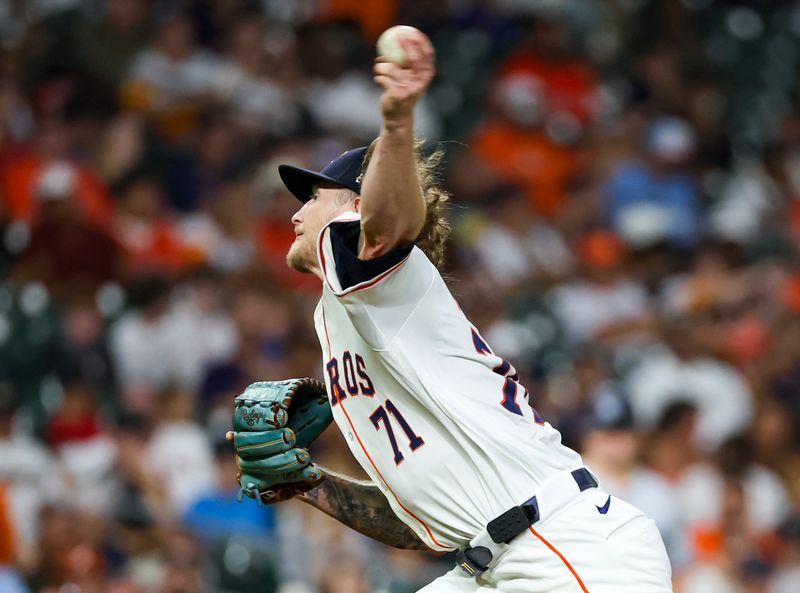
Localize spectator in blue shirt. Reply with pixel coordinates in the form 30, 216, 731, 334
182, 440, 276, 543
604, 117, 700, 249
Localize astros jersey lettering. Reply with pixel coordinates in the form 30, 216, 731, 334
313, 212, 583, 551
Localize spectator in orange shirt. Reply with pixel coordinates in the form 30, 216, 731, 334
0, 119, 112, 228
494, 17, 599, 123
470, 70, 585, 218
112, 169, 200, 275
470, 15, 597, 218
11, 162, 123, 303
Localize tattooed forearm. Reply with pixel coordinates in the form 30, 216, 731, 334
300, 469, 429, 550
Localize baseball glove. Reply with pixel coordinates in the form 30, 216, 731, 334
232, 378, 332, 504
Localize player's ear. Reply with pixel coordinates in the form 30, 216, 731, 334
353, 197, 361, 212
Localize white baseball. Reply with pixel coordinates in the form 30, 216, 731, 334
376, 25, 420, 65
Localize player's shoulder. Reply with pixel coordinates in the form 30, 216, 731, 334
320, 211, 434, 296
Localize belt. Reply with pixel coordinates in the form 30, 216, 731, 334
456, 467, 598, 577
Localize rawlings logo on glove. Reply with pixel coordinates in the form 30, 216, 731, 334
240, 410, 265, 426
231, 378, 333, 504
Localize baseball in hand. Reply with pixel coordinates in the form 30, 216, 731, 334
376, 25, 421, 65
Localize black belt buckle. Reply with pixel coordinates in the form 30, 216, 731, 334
456, 546, 493, 576
486, 498, 539, 544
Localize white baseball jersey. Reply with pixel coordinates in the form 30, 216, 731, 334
313, 212, 584, 552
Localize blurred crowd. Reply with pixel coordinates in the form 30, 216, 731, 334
0, 0, 799, 592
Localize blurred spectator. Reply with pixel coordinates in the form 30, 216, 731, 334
547, 230, 651, 345
178, 174, 259, 272
373, 547, 450, 593
123, 13, 220, 137
627, 322, 753, 450
660, 242, 741, 317
108, 276, 174, 404
72, 0, 151, 95
32, 505, 106, 592
772, 516, 800, 593
0, 385, 63, 571
112, 412, 168, 525
53, 299, 117, 398
298, 22, 437, 141
468, 12, 598, 218
470, 70, 585, 218
0, 122, 113, 226
162, 112, 246, 213
645, 401, 702, 484
46, 378, 118, 515
225, 280, 295, 381
707, 158, 783, 246
144, 386, 215, 516
183, 439, 275, 542
542, 347, 609, 449
168, 267, 238, 386
109, 271, 236, 401
455, 184, 574, 291
112, 169, 198, 275
494, 15, 599, 122
603, 116, 700, 249
750, 398, 800, 505
45, 379, 103, 448
10, 161, 122, 302
107, 493, 166, 592
181, 439, 284, 588
210, 15, 301, 136
580, 390, 687, 567
676, 435, 790, 592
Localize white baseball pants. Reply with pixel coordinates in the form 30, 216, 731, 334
418, 489, 673, 593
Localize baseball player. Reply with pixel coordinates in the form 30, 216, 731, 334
230, 29, 673, 592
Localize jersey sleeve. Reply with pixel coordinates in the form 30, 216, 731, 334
327, 219, 414, 290
316, 212, 436, 348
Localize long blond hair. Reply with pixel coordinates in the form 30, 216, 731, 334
360, 139, 452, 269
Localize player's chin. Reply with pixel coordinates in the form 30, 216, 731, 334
286, 242, 313, 273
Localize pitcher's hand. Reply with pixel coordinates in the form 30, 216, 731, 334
373, 30, 435, 126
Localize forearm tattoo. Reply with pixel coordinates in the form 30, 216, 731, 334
301, 469, 429, 550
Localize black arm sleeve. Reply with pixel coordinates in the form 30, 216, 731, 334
329, 220, 414, 290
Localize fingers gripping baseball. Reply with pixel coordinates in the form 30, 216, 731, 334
374, 30, 435, 122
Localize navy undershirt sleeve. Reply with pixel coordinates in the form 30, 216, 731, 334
329, 220, 414, 289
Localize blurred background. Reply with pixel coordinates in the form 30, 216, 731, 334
0, 0, 799, 592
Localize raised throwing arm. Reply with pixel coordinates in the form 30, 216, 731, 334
300, 468, 430, 550
358, 30, 435, 260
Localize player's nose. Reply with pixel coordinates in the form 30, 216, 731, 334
291, 209, 303, 225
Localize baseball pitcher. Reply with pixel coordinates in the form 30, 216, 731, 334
228, 28, 673, 593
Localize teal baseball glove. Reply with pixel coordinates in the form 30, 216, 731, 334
232, 378, 332, 504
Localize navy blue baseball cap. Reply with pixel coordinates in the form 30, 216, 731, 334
279, 146, 369, 203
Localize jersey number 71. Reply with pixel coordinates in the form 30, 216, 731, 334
369, 399, 425, 465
